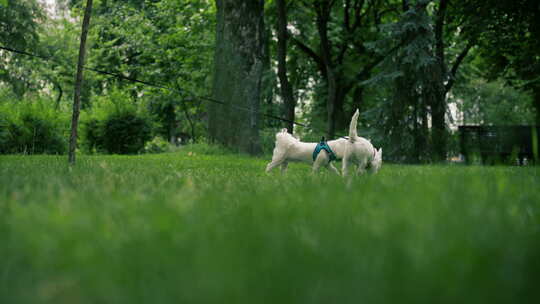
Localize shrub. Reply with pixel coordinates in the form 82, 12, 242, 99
0, 100, 68, 154
81, 118, 103, 153
101, 111, 152, 154
144, 136, 173, 154
182, 139, 232, 155
0, 113, 9, 152
81, 89, 153, 154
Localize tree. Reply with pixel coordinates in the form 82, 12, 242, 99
287, 0, 402, 138
0, 0, 45, 97
455, 78, 536, 126
369, 0, 477, 162
276, 0, 296, 133
69, 0, 93, 164
209, 0, 265, 154
64, 0, 215, 142
461, 0, 540, 125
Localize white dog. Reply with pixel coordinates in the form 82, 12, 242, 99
342, 109, 383, 178
265, 130, 345, 175
266, 109, 382, 176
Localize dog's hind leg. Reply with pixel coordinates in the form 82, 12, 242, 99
342, 153, 351, 178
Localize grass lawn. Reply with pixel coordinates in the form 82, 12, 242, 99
1, 150, 540, 303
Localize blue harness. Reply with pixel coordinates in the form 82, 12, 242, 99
313, 137, 337, 162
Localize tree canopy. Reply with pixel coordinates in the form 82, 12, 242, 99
0, 0, 538, 160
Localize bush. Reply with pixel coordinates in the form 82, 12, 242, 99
101, 112, 152, 154
144, 136, 173, 154
0, 113, 9, 151
0, 100, 68, 154
81, 89, 153, 154
182, 139, 232, 155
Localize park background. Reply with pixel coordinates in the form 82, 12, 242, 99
1, 0, 539, 161
1, 1, 540, 303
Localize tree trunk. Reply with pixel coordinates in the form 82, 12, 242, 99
534, 86, 540, 126
333, 84, 350, 134
261, 26, 275, 128
55, 82, 63, 110
276, 0, 296, 133
315, 1, 338, 138
430, 0, 449, 162
428, 68, 448, 162
209, 0, 265, 155
68, 0, 93, 165
352, 85, 364, 115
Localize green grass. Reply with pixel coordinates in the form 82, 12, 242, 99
1, 151, 540, 304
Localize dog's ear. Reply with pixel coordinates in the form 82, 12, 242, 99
378, 148, 382, 156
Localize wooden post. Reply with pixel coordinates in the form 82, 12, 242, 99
68, 0, 93, 165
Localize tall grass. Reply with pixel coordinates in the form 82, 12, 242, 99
1, 152, 539, 303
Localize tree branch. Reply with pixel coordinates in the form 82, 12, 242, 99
435, 0, 449, 74
351, 0, 366, 30
445, 41, 474, 93
355, 29, 420, 82
289, 35, 327, 78
344, 0, 351, 31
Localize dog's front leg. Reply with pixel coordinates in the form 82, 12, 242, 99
266, 159, 284, 173
356, 160, 367, 176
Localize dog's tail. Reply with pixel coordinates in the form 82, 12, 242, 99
348, 109, 360, 143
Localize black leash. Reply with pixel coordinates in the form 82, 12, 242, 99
0, 44, 346, 137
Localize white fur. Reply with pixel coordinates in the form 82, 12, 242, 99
342, 109, 382, 179
265, 129, 345, 175
266, 109, 382, 178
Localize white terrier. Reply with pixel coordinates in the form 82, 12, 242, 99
342, 109, 382, 178
265, 109, 382, 176
265, 129, 345, 175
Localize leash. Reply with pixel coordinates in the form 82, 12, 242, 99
0, 44, 350, 138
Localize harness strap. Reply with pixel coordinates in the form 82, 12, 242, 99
313, 137, 337, 162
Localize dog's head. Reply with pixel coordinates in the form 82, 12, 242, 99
369, 148, 382, 173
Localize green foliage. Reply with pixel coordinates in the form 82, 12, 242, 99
79, 0, 215, 139
0, 98, 68, 154
364, 2, 438, 162
81, 89, 153, 154
0, 0, 45, 96
0, 110, 10, 148
259, 127, 282, 155
2, 0, 538, 161
456, 79, 536, 125
181, 140, 232, 156
1, 154, 539, 303
144, 136, 173, 154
